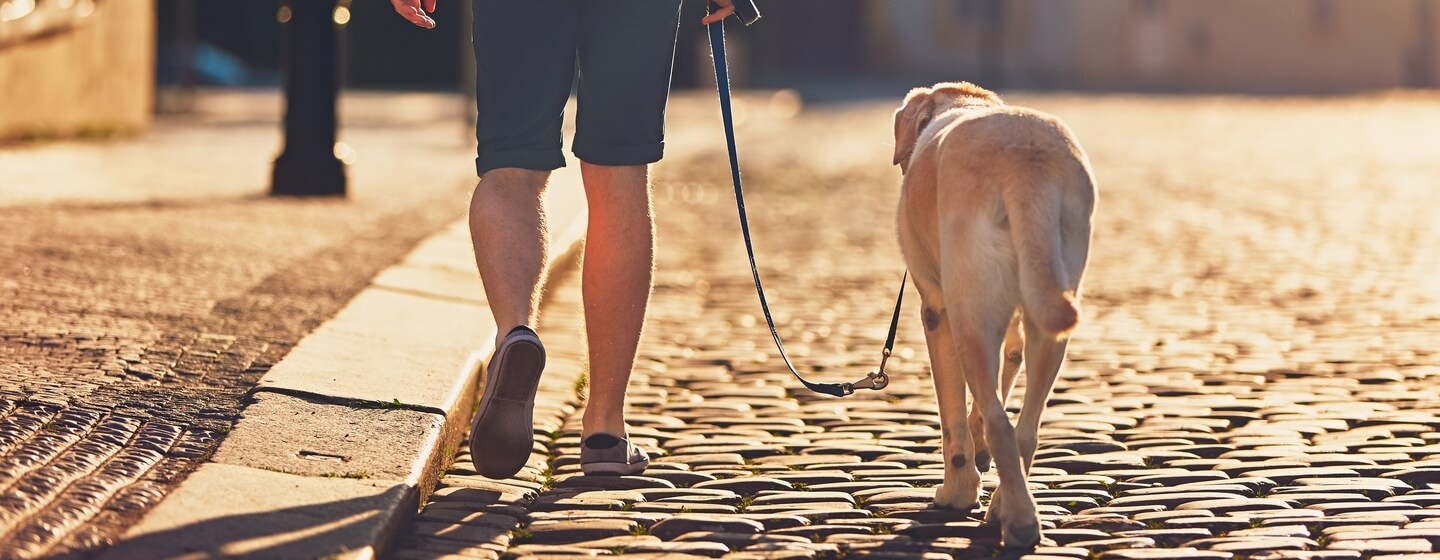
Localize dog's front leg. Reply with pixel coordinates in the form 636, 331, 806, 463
919, 300, 982, 510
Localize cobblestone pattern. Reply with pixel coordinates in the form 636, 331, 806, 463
408, 93, 1440, 560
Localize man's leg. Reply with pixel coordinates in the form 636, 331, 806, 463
470, 168, 550, 347
577, 162, 654, 438
469, 0, 577, 479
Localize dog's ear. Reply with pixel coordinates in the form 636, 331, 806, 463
893, 88, 935, 171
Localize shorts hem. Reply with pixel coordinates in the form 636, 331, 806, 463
476, 150, 567, 176
572, 142, 664, 167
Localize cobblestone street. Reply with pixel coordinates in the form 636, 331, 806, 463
395, 92, 1440, 560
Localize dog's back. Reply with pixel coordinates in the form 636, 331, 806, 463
899, 99, 1095, 338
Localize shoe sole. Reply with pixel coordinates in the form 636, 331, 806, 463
470, 331, 545, 479
581, 458, 650, 477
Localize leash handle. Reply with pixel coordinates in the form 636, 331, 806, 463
706, 9, 898, 398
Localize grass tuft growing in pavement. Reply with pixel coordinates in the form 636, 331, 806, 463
322, 471, 372, 480
629, 524, 650, 537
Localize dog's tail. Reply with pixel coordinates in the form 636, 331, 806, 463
1002, 180, 1079, 339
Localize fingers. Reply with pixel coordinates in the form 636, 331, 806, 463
422, 0, 436, 13
391, 0, 436, 28
702, 1, 735, 25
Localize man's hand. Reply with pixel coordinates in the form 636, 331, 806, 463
393, 0, 437, 29
701, 0, 735, 25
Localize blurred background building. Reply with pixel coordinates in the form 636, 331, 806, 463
851, 0, 1439, 92
1, 0, 154, 140
2, 0, 1438, 141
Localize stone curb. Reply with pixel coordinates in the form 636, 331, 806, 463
103, 164, 589, 560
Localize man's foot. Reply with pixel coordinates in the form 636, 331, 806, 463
470, 326, 546, 479
580, 433, 650, 476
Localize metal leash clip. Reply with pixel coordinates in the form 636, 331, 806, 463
840, 349, 893, 395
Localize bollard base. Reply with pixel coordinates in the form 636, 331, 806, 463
271, 152, 347, 197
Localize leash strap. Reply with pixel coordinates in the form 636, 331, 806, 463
706, 8, 901, 397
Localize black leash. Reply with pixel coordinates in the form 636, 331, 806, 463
706, 7, 904, 397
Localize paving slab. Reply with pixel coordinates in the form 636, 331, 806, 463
252, 287, 489, 412
100, 463, 412, 560
209, 391, 444, 483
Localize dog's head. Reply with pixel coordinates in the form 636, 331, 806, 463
892, 82, 1003, 173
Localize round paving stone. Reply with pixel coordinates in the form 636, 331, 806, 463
672, 531, 811, 548
859, 489, 937, 506
570, 535, 663, 550
768, 471, 855, 486
1114, 529, 1216, 548
526, 519, 642, 545
551, 475, 676, 491
633, 503, 739, 515
1067, 537, 1157, 552
649, 515, 766, 540
527, 511, 670, 528
1185, 537, 1317, 554
658, 454, 748, 468
1061, 515, 1147, 533
739, 514, 812, 531
1326, 529, 1440, 547
779, 508, 875, 523
1250, 552, 1363, 560
1098, 548, 1235, 560
896, 522, 1000, 541
1327, 539, 1435, 555
1109, 491, 1249, 509
1162, 516, 1255, 533
746, 502, 857, 515
770, 524, 875, 540
751, 491, 856, 506
639, 488, 742, 503
692, 477, 793, 496
1177, 498, 1294, 515
644, 470, 719, 487
1041, 528, 1112, 545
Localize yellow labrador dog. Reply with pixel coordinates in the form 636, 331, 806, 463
892, 82, 1096, 547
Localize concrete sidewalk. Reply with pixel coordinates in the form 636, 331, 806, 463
98, 159, 587, 559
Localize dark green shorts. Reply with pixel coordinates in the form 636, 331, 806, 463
472, 0, 684, 176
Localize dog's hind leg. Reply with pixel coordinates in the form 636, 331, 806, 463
1015, 315, 1067, 475
942, 241, 1039, 547
919, 293, 982, 510
969, 312, 1023, 473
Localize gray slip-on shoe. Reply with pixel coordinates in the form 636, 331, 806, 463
580, 433, 650, 476
470, 325, 545, 479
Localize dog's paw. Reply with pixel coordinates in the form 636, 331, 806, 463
1001, 518, 1042, 549
933, 483, 979, 510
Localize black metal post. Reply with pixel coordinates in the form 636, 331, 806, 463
272, 0, 346, 197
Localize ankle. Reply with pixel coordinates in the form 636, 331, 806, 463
582, 415, 627, 439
